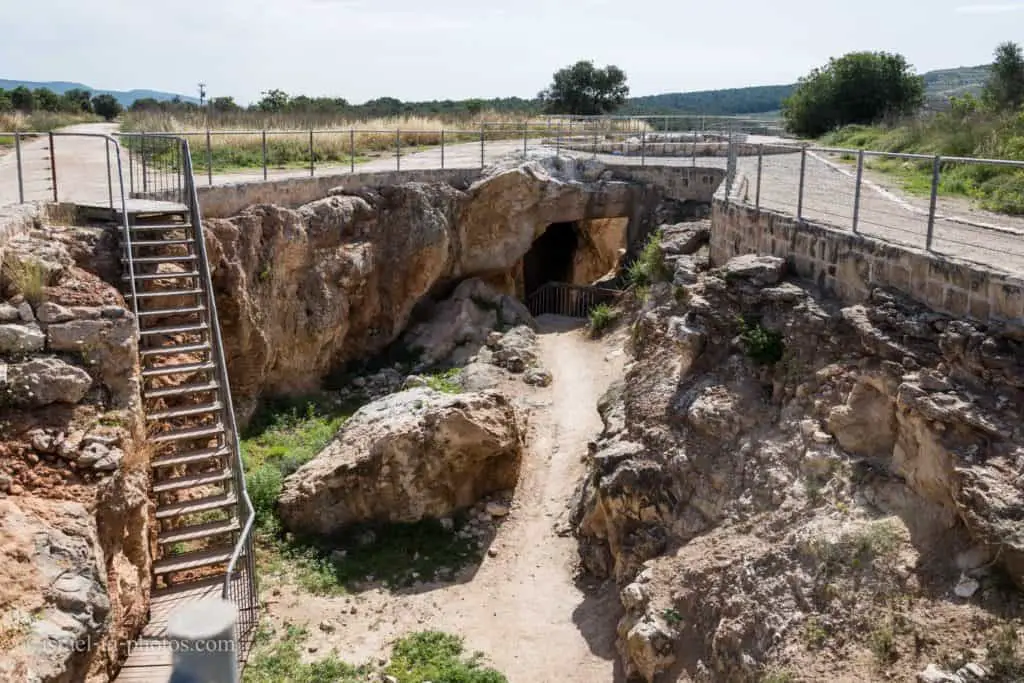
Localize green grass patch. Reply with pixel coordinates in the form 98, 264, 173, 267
424, 368, 463, 394
242, 394, 356, 531
244, 624, 366, 683
259, 515, 482, 595
385, 631, 507, 683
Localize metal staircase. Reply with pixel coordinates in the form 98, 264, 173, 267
116, 134, 257, 678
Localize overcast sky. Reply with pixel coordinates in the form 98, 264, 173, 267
1, 0, 1018, 104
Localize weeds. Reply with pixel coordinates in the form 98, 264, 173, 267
424, 368, 463, 394
385, 631, 507, 683
762, 671, 797, 683
627, 231, 671, 287
244, 624, 365, 683
1, 255, 48, 307
869, 621, 898, 665
988, 624, 1024, 678
660, 607, 683, 626
804, 617, 828, 650
588, 303, 617, 337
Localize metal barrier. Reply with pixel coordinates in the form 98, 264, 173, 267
723, 142, 1024, 269
527, 282, 622, 318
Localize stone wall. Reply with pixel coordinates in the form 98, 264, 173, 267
710, 200, 1024, 325
197, 168, 482, 218
603, 165, 725, 204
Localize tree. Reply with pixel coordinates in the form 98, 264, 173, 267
782, 51, 924, 137
91, 94, 123, 121
62, 89, 93, 114
33, 88, 61, 112
539, 61, 629, 115
209, 96, 240, 113
983, 41, 1024, 112
0, 90, 11, 113
10, 86, 34, 112
257, 89, 290, 112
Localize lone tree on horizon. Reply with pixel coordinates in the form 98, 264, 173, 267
983, 41, 1024, 112
782, 51, 924, 137
539, 61, 629, 115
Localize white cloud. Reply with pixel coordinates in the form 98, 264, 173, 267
955, 3, 1024, 13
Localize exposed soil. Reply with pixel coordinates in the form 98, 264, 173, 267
262, 316, 629, 682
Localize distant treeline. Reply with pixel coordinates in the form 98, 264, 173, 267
624, 85, 795, 115
0, 85, 122, 119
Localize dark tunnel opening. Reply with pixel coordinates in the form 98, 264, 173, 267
522, 221, 578, 298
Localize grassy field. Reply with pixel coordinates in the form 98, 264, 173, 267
822, 114, 1024, 215
121, 109, 651, 173
0, 111, 101, 133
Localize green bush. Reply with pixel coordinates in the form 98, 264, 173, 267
386, 631, 507, 683
425, 368, 463, 394
245, 625, 365, 683
246, 465, 283, 530
739, 319, 785, 365
588, 303, 617, 336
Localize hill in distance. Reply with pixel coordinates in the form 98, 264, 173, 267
626, 65, 991, 116
0, 79, 199, 107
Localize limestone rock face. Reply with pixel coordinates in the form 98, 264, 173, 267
279, 388, 524, 536
203, 157, 653, 424
0, 497, 109, 683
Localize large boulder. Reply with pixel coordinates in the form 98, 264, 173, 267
279, 388, 524, 535
4, 357, 92, 407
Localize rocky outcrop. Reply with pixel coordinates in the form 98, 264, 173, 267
573, 254, 1024, 681
203, 156, 680, 424
0, 226, 150, 682
279, 388, 525, 535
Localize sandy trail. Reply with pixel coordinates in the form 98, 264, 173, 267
267, 316, 628, 682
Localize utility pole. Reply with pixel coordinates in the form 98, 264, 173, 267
198, 83, 207, 108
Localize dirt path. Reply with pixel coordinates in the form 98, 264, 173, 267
266, 316, 628, 682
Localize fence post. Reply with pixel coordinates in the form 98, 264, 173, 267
350, 129, 355, 173
852, 150, 864, 234
309, 130, 315, 177
926, 155, 941, 251
396, 129, 401, 171
523, 123, 528, 159
106, 138, 114, 209
261, 131, 268, 181
555, 127, 561, 155
640, 131, 646, 167
480, 123, 485, 169
127, 141, 134, 195
441, 129, 445, 169
796, 147, 807, 221
166, 598, 239, 683
755, 144, 763, 212
48, 132, 58, 202
14, 132, 24, 204
205, 129, 213, 186
141, 136, 148, 194
592, 130, 598, 158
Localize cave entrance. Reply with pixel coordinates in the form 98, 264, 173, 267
522, 221, 579, 299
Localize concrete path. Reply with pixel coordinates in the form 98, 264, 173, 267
3, 127, 1023, 274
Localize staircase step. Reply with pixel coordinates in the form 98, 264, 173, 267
153, 545, 236, 575
157, 518, 239, 545
151, 446, 230, 468
129, 223, 192, 232
151, 423, 224, 444
124, 238, 194, 248
140, 341, 211, 358
155, 493, 237, 520
142, 361, 215, 379
136, 305, 206, 318
153, 471, 233, 495
128, 288, 204, 299
123, 270, 201, 282
148, 401, 222, 421
139, 321, 208, 337
125, 255, 197, 264
144, 380, 219, 399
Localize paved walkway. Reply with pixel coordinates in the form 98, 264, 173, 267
3, 127, 1023, 274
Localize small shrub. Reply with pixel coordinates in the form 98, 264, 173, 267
870, 622, 898, 665
588, 303, 617, 336
988, 624, 1024, 678
627, 231, 670, 287
425, 368, 462, 394
246, 465, 283, 530
660, 607, 683, 626
804, 617, 828, 650
385, 631, 507, 683
762, 671, 797, 683
739, 319, 785, 365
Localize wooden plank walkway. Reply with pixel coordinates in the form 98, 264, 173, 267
75, 198, 189, 222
